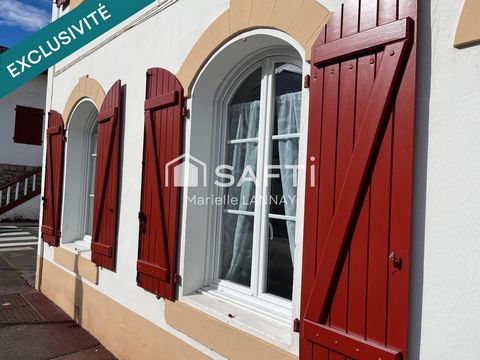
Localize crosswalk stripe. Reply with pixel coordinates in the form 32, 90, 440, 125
0, 242, 38, 248
0, 247, 34, 252
0, 237, 37, 242
0, 232, 31, 237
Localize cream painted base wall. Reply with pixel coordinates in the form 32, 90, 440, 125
37, 258, 210, 360
36, 257, 297, 360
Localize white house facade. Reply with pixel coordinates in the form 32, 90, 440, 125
0, 45, 46, 221
36, 0, 480, 359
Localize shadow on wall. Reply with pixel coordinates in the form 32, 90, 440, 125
408, 0, 432, 358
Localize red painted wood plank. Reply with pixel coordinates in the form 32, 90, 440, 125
91, 80, 122, 270
304, 40, 410, 324
137, 68, 184, 300
304, 320, 401, 360
41, 111, 65, 247
313, 18, 413, 66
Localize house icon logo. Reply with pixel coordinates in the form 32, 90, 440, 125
165, 154, 207, 187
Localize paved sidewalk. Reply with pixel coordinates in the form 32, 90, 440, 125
0, 223, 116, 360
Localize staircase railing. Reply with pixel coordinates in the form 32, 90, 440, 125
0, 168, 42, 216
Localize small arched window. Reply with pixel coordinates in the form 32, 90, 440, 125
215, 55, 303, 304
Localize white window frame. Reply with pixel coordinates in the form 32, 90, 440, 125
81, 125, 97, 244
61, 98, 99, 250
201, 53, 303, 324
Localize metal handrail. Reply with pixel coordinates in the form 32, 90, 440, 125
0, 168, 42, 214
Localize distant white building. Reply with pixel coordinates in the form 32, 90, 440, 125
0, 46, 47, 221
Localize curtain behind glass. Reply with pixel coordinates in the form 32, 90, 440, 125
276, 91, 301, 262
222, 101, 259, 284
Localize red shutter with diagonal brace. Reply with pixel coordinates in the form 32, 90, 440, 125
41, 111, 65, 247
136, 68, 184, 300
91, 80, 122, 270
300, 0, 417, 359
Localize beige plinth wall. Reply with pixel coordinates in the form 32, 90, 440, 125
37, 258, 297, 359
176, 0, 331, 96
37, 258, 210, 360
70, 0, 84, 10
455, 0, 480, 48
165, 301, 296, 360
63, 76, 106, 126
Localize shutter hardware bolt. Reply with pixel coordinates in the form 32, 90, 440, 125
390, 50, 395, 56
370, 58, 375, 64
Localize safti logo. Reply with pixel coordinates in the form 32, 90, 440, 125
165, 154, 207, 188
165, 153, 318, 188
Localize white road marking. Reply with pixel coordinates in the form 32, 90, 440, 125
0, 242, 38, 248
0, 247, 34, 252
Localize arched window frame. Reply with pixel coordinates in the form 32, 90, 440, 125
207, 49, 303, 319
61, 98, 99, 249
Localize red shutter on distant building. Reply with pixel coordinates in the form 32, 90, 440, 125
55, 0, 69, 8
41, 111, 65, 247
14, 106, 44, 146
91, 80, 122, 270
136, 68, 184, 300
300, 0, 417, 359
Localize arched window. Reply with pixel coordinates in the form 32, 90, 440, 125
181, 31, 307, 341
62, 99, 99, 248
218, 57, 302, 303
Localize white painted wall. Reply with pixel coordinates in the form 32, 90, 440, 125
38, 0, 480, 358
409, 1, 480, 359
0, 75, 47, 167
0, 195, 41, 221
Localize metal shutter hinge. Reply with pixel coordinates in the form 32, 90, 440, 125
174, 273, 182, 285
182, 107, 190, 119
304, 74, 311, 89
293, 318, 300, 333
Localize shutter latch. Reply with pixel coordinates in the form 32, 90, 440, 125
304, 74, 311, 89
293, 318, 300, 333
182, 107, 190, 119
138, 211, 147, 233
173, 273, 182, 285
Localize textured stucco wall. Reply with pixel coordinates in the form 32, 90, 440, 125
0, 195, 40, 221
410, 0, 480, 359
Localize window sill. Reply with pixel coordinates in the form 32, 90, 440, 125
54, 244, 98, 284
170, 291, 296, 356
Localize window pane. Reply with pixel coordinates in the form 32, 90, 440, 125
273, 63, 302, 136
266, 218, 294, 299
228, 68, 261, 140
85, 127, 98, 237
224, 143, 257, 212
269, 139, 299, 216
85, 198, 94, 237
263, 63, 302, 300
220, 213, 254, 287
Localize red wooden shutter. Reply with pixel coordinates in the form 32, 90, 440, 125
41, 111, 65, 247
55, 0, 69, 8
14, 106, 44, 146
136, 68, 184, 300
91, 80, 122, 270
300, 1, 417, 359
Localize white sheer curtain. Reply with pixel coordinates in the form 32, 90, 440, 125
223, 101, 259, 284
222, 91, 301, 282
276, 91, 301, 262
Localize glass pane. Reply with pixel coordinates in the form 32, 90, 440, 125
273, 63, 302, 136
228, 68, 261, 140
269, 139, 299, 216
224, 143, 257, 212
85, 198, 94, 237
85, 127, 98, 236
220, 213, 255, 287
266, 218, 294, 299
